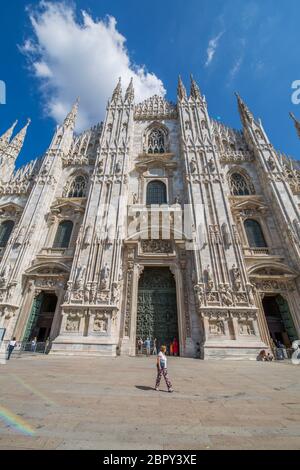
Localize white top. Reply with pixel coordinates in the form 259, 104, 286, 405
158, 351, 167, 369
9, 340, 16, 347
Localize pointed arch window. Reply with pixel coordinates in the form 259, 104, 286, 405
148, 128, 166, 154
53, 221, 73, 249
244, 219, 267, 248
65, 175, 88, 198
230, 172, 255, 196
146, 180, 167, 205
0, 220, 14, 248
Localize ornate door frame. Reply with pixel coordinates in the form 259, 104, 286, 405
124, 260, 188, 356
252, 280, 300, 347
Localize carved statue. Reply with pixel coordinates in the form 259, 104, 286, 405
66, 316, 80, 332
207, 158, 215, 172
84, 225, 93, 245
112, 282, 120, 305
132, 193, 138, 204
98, 160, 104, 174
209, 321, 225, 335
190, 158, 197, 174
219, 284, 234, 306
221, 223, 231, 248
93, 313, 109, 333
205, 265, 213, 290
100, 263, 110, 290
174, 194, 181, 205
267, 156, 276, 171
231, 264, 241, 290
75, 265, 86, 289
115, 161, 122, 174
2, 264, 11, 281
64, 283, 72, 303
194, 284, 204, 307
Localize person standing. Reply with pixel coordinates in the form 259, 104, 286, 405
31, 337, 37, 353
137, 338, 143, 355
7, 337, 17, 360
144, 338, 151, 356
152, 338, 157, 355
173, 338, 179, 357
169, 341, 173, 356
155, 345, 174, 393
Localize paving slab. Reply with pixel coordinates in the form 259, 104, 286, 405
0, 356, 299, 450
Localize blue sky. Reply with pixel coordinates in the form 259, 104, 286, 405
0, 0, 300, 167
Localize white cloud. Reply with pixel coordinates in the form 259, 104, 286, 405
229, 57, 243, 82
205, 31, 224, 67
21, 1, 166, 131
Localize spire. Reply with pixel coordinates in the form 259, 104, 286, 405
63, 98, 79, 129
0, 120, 18, 152
5, 119, 31, 161
111, 77, 122, 102
235, 93, 254, 126
190, 74, 202, 100
125, 78, 134, 103
289, 112, 300, 139
177, 76, 187, 100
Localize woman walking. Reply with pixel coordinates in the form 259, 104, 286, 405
155, 345, 174, 393
7, 337, 17, 360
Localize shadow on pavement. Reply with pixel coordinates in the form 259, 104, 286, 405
135, 385, 169, 393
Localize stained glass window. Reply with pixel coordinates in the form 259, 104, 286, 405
0, 220, 14, 248
230, 173, 254, 196
53, 221, 73, 249
244, 219, 267, 248
66, 175, 87, 198
148, 129, 166, 154
146, 180, 167, 205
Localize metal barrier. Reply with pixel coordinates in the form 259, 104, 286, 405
1, 340, 52, 358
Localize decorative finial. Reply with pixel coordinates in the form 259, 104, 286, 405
290, 112, 300, 139
125, 78, 134, 102
235, 92, 254, 126
190, 74, 202, 100
177, 75, 187, 100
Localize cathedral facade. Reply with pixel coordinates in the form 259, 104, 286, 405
0, 76, 300, 359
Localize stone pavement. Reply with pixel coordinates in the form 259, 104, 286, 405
0, 355, 299, 450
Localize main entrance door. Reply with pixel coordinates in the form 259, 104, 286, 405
136, 267, 179, 353
24, 292, 58, 343
262, 294, 298, 347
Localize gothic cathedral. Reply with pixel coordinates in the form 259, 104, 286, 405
0, 76, 300, 359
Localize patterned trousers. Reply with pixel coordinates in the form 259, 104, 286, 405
155, 368, 172, 390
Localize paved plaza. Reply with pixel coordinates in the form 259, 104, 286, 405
0, 355, 299, 450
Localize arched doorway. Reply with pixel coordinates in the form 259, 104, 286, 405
136, 267, 179, 354
262, 294, 298, 347
23, 292, 58, 343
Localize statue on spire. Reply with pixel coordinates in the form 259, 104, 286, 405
190, 74, 202, 100
125, 78, 134, 103
0, 120, 18, 153
177, 76, 187, 101
235, 93, 254, 126
5, 119, 31, 161
111, 77, 122, 103
290, 112, 300, 139
63, 98, 79, 130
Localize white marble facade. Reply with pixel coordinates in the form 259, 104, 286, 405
0, 77, 300, 359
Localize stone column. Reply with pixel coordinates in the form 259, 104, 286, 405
128, 264, 143, 356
